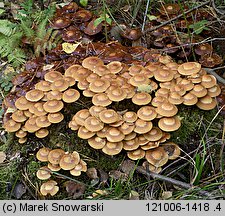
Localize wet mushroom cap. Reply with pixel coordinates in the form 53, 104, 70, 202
35, 128, 49, 138
40, 180, 59, 196
11, 110, 27, 123
158, 116, 181, 132
24, 117, 40, 132
15, 96, 33, 110
137, 106, 157, 121
88, 136, 106, 149
132, 92, 152, 105
62, 88, 80, 103
44, 71, 63, 82
15, 129, 27, 138
78, 126, 95, 139
84, 116, 104, 132
106, 127, 125, 142
35, 115, 51, 128
35, 80, 51, 92
82, 56, 104, 70
92, 93, 112, 106
47, 112, 64, 123
145, 147, 169, 167
50, 78, 69, 92
144, 127, 163, 141
102, 141, 123, 155
99, 109, 119, 124
73, 109, 90, 126
46, 90, 62, 101
134, 119, 153, 134
123, 111, 138, 123
36, 147, 51, 162
59, 151, 80, 170
201, 74, 217, 88
48, 149, 65, 165
43, 100, 64, 113
177, 62, 201, 75
183, 92, 198, 105
155, 101, 178, 117
89, 79, 110, 93
107, 88, 127, 102
127, 148, 145, 160
196, 95, 217, 110
207, 85, 221, 97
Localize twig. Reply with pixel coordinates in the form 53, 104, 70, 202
211, 0, 225, 15
203, 67, 225, 85
144, 0, 210, 34
142, 0, 151, 32
136, 166, 211, 196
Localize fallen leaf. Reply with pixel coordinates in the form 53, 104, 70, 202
12, 183, 26, 199
92, 189, 108, 198
119, 159, 135, 175
86, 167, 98, 179
161, 191, 173, 200
62, 42, 81, 54
0, 151, 6, 163
64, 181, 86, 199
129, 190, 140, 200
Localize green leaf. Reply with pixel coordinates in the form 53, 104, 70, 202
94, 17, 104, 27
0, 8, 5, 15
106, 17, 112, 25
80, 0, 88, 7
147, 14, 157, 21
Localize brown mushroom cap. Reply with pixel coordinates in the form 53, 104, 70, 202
11, 110, 27, 122
161, 142, 181, 160
102, 141, 123, 155
43, 100, 64, 113
64, 64, 82, 78
177, 78, 194, 91
70, 159, 87, 176
168, 92, 184, 105
196, 95, 217, 110
178, 62, 201, 75
25, 89, 44, 102
84, 116, 104, 132
127, 148, 145, 160
89, 105, 106, 117
73, 9, 93, 23
86, 72, 100, 83
142, 161, 162, 173
73, 68, 92, 82
123, 138, 139, 151
36, 166, 51, 180
24, 116, 40, 132
51, 17, 71, 29
145, 147, 169, 167
123, 111, 138, 123
201, 74, 217, 88
48, 149, 65, 165
40, 180, 59, 196
155, 88, 170, 98
128, 64, 144, 76
106, 127, 125, 142
88, 136, 106, 149
99, 109, 119, 124
183, 92, 198, 105
47, 112, 64, 123
199, 53, 223, 67
140, 141, 160, 150
50, 78, 69, 92
68, 120, 79, 131
35, 80, 51, 92
107, 88, 127, 102
89, 78, 110, 93
151, 96, 167, 107
44, 71, 63, 82
59, 151, 80, 170
158, 116, 181, 132
29, 102, 47, 116
18, 137, 27, 144
64, 76, 76, 86
15, 129, 27, 138
46, 90, 62, 101
194, 43, 213, 56
93, 65, 111, 76
144, 127, 163, 141
154, 68, 174, 82
207, 85, 221, 97
82, 56, 104, 70
156, 101, 178, 117
36, 115, 51, 128
47, 163, 61, 172
134, 119, 153, 134
129, 74, 150, 87
73, 109, 90, 126
92, 93, 112, 106
78, 126, 95, 139
62, 88, 80, 103
119, 122, 135, 135
107, 61, 123, 74
190, 84, 207, 98
137, 106, 157, 121
15, 96, 33, 110
35, 128, 49, 138
36, 147, 51, 162
132, 92, 152, 105
84, 18, 103, 35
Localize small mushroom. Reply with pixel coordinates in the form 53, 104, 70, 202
196, 95, 217, 110
177, 62, 201, 75
36, 166, 51, 180
48, 149, 65, 165
102, 141, 123, 155
36, 147, 51, 162
132, 92, 152, 105
199, 53, 223, 67
158, 116, 181, 132
59, 151, 80, 170
88, 136, 106, 149
40, 180, 59, 196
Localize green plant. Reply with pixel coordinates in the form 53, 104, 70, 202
189, 20, 210, 34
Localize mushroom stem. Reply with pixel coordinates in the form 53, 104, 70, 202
203, 68, 225, 85
136, 166, 211, 197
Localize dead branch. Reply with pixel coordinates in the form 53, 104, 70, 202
136, 166, 211, 197
144, 0, 210, 34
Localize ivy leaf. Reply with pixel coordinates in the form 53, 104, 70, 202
80, 0, 88, 7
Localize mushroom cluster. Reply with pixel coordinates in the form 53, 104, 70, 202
3, 70, 80, 143
36, 147, 87, 196
3, 54, 221, 170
